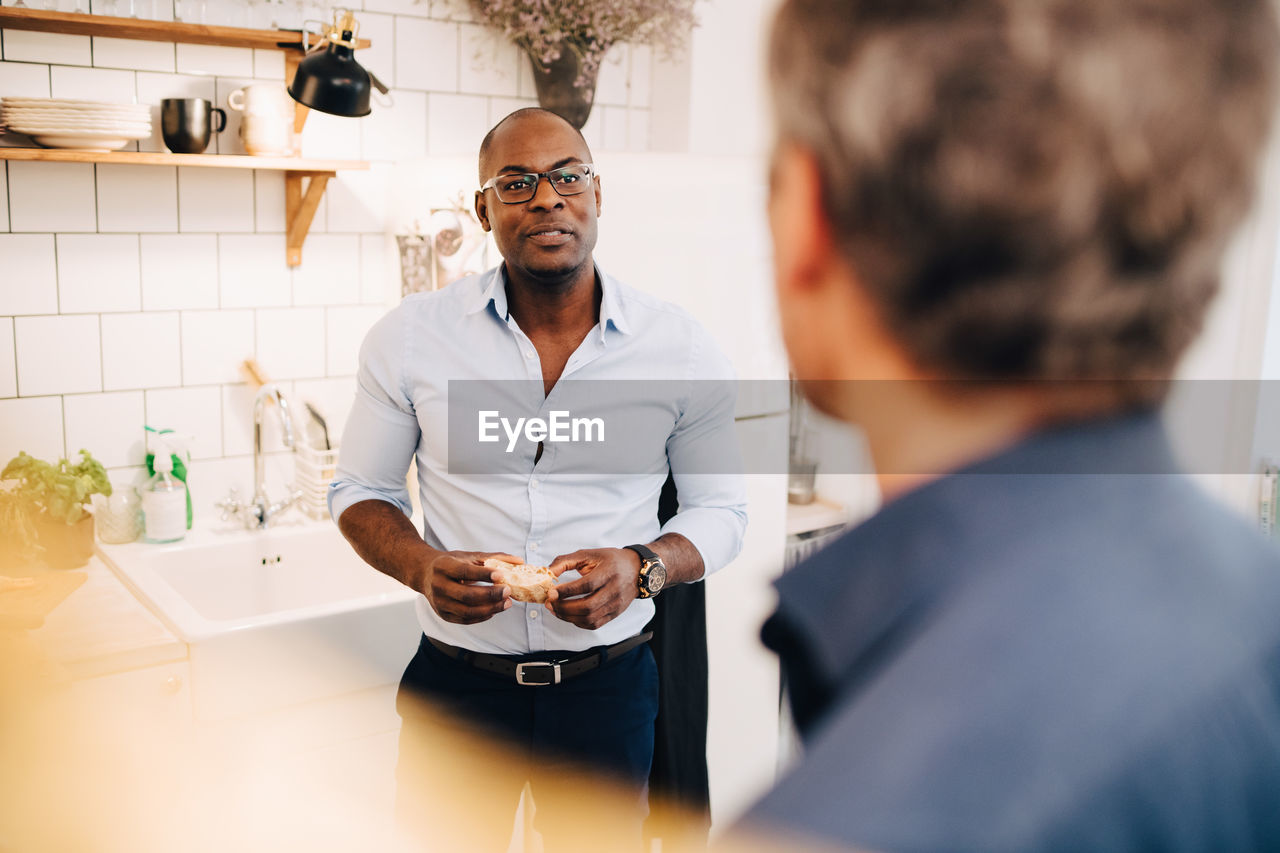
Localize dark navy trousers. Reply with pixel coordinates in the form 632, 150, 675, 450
394, 633, 659, 851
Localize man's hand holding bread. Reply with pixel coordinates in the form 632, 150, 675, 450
427, 547, 648, 630
421, 550, 522, 625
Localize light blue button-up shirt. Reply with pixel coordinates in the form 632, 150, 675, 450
329, 265, 748, 654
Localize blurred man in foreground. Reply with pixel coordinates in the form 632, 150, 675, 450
740, 0, 1280, 850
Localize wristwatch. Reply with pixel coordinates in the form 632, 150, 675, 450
625, 543, 667, 599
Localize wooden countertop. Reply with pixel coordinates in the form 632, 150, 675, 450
29, 555, 187, 681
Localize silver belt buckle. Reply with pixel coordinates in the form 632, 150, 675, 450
515, 661, 561, 686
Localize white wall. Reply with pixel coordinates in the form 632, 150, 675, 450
0, 0, 656, 512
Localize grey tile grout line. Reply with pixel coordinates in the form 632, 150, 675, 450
59, 382, 68, 459
6, 315, 15, 401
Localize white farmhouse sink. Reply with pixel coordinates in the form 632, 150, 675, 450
98, 518, 415, 640
98, 517, 422, 722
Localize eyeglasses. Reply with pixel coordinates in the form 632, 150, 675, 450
480, 163, 596, 204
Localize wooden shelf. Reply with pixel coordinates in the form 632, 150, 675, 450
0, 6, 373, 267
0, 7, 369, 51
0, 147, 367, 173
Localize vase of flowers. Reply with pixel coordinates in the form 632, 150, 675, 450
468, 0, 698, 129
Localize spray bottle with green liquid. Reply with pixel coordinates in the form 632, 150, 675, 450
143, 426, 191, 532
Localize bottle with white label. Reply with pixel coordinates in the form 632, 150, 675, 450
142, 450, 187, 544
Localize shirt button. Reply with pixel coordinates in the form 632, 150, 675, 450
530, 480, 539, 490
530, 541, 539, 549
529, 610, 539, 619
524, 350, 534, 359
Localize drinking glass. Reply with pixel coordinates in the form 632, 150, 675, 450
94, 489, 142, 544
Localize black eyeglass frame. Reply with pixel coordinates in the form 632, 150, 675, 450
479, 163, 597, 205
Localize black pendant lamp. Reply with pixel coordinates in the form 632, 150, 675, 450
288, 9, 381, 118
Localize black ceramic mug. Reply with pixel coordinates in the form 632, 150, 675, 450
160, 98, 226, 154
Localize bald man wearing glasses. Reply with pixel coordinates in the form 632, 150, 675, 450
329, 108, 747, 850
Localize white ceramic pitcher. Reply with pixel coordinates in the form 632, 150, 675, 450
228, 83, 292, 117
227, 83, 294, 155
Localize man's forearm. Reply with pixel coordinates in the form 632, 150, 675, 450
337, 498, 440, 593
647, 532, 705, 586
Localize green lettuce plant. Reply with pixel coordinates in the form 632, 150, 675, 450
1, 449, 113, 525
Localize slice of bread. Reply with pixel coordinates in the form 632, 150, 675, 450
484, 558, 556, 604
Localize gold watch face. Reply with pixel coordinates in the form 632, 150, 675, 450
644, 560, 667, 595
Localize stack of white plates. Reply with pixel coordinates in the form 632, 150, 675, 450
0, 97, 152, 152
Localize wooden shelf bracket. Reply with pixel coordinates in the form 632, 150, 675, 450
285, 171, 334, 268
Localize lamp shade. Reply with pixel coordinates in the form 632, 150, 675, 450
288, 34, 371, 118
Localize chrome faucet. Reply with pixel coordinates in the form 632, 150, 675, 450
217, 384, 302, 529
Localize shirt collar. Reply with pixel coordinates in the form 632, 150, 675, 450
770, 410, 1175, 691
463, 263, 633, 341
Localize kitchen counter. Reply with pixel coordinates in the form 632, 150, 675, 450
30, 555, 186, 681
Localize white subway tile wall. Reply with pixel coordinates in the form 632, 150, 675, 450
56, 234, 142, 314
325, 304, 385, 377
252, 171, 289, 233
395, 18, 458, 91
292, 234, 361, 306
0, 60, 52, 99
218, 234, 291, 307
97, 164, 179, 232
178, 166, 255, 232
50, 64, 137, 103
141, 234, 220, 310
101, 311, 182, 390
603, 105, 630, 152
175, 44, 254, 78
366, 88, 429, 161
0, 7, 654, 489
0, 318, 15, 398
145, 385, 223, 459
255, 306, 325, 380
0, 235, 58, 315
252, 49, 284, 81
425, 91, 486, 156
595, 45, 629, 108
459, 24, 519, 97
180, 309, 254, 386
2, 31, 91, 67
7, 161, 97, 232
0, 396, 65, 466
15, 314, 102, 396
64, 391, 145, 468
630, 46, 652, 109
92, 36, 176, 74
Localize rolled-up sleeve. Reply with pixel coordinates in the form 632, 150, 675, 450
660, 331, 748, 577
328, 307, 421, 523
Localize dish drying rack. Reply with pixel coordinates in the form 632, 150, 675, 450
295, 442, 339, 520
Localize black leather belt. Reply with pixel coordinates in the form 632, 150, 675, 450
427, 631, 653, 686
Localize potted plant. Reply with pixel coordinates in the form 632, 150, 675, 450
1, 449, 112, 570
468, 0, 698, 129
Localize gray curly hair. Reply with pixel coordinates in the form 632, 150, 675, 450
769, 0, 1279, 395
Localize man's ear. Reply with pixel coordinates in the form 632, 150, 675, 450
769, 143, 837, 296
474, 190, 491, 232
593, 175, 602, 216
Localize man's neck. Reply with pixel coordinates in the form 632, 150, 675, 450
504, 262, 600, 338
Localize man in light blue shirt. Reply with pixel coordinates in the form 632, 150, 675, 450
329, 108, 746, 849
